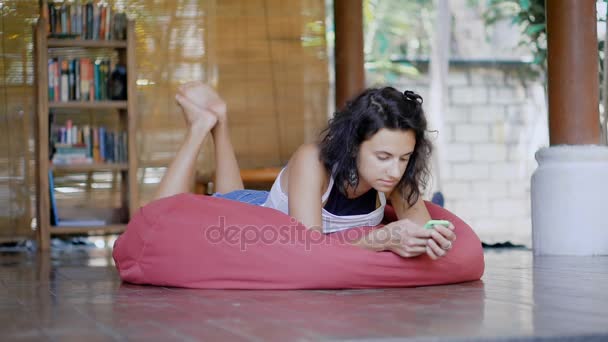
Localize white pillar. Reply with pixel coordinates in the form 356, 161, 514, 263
531, 146, 608, 255
427, 0, 451, 194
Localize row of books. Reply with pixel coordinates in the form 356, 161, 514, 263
51, 120, 128, 165
48, 57, 127, 102
42, 0, 128, 40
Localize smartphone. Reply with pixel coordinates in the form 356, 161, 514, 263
424, 219, 451, 229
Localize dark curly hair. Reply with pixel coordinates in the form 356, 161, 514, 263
318, 87, 432, 207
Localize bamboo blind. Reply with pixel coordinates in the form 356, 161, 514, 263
0, 1, 39, 241
0, 0, 329, 241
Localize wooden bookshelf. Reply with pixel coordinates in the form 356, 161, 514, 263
34, 18, 138, 250
49, 101, 128, 109
48, 38, 128, 49
50, 224, 127, 235
51, 163, 129, 172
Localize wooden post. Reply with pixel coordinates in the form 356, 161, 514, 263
546, 0, 600, 145
334, 0, 365, 110
126, 20, 139, 217
532, 0, 608, 256
34, 20, 51, 251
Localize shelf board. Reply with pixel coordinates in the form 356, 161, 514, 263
51, 163, 129, 172
50, 224, 126, 235
49, 101, 128, 109
48, 39, 127, 49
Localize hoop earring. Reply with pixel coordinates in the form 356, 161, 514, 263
348, 169, 358, 187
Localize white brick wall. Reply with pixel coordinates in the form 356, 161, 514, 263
453, 124, 490, 143
445, 144, 472, 161
439, 163, 453, 179
446, 200, 491, 220
491, 123, 524, 143
442, 182, 472, 199
505, 105, 527, 125
472, 144, 507, 161
470, 105, 505, 123
438, 125, 453, 142
470, 68, 505, 85
470, 181, 509, 199
452, 163, 490, 180
490, 162, 525, 180
450, 86, 488, 105
447, 71, 470, 86
508, 180, 530, 197
488, 86, 527, 104
491, 199, 529, 218
507, 145, 530, 161
445, 106, 470, 123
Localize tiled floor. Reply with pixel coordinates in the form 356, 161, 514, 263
1, 248, 607, 341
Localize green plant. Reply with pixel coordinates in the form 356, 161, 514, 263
483, 0, 547, 71
363, 0, 434, 83
484, 0, 608, 142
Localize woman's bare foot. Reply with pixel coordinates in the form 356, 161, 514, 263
177, 81, 227, 124
175, 91, 218, 134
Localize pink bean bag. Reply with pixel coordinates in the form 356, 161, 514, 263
113, 193, 484, 289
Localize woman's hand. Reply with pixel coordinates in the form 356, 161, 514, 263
355, 219, 456, 260
424, 222, 456, 260
176, 81, 227, 124
373, 220, 433, 258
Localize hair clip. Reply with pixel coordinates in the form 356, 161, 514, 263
403, 90, 423, 104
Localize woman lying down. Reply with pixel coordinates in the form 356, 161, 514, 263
154, 82, 456, 260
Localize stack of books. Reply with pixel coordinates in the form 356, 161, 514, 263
42, 0, 128, 40
48, 57, 124, 102
51, 119, 128, 165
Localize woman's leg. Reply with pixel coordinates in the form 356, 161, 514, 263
153, 115, 216, 201
175, 82, 244, 194
155, 82, 244, 200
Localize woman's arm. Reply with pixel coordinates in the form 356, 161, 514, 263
350, 219, 434, 255
389, 190, 431, 225
286, 144, 326, 232
352, 190, 456, 259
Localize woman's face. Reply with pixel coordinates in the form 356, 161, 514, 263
356, 128, 416, 193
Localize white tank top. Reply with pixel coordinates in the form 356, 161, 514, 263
262, 168, 386, 233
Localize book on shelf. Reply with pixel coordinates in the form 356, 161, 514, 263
41, 0, 127, 41
55, 219, 107, 227
50, 118, 128, 165
48, 57, 126, 102
48, 170, 106, 227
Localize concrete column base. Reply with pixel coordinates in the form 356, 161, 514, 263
531, 145, 608, 255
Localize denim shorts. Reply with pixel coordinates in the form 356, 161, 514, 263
212, 189, 269, 206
